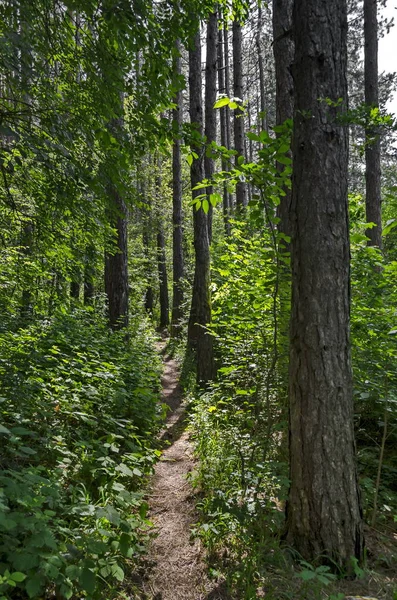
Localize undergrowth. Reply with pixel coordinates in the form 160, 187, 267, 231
0, 308, 162, 599
188, 208, 397, 600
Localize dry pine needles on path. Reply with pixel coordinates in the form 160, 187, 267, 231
140, 343, 230, 600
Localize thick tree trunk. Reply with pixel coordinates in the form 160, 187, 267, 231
273, 0, 294, 239
204, 11, 218, 243
157, 225, 169, 329
287, 0, 364, 567
171, 41, 185, 337
364, 0, 382, 248
232, 19, 247, 210
217, 26, 231, 235
105, 180, 129, 330
188, 29, 214, 384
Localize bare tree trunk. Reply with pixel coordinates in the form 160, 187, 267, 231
84, 246, 95, 305
171, 41, 185, 337
188, 29, 214, 384
232, 18, 247, 210
364, 0, 382, 248
256, 6, 267, 133
217, 26, 231, 235
204, 10, 218, 243
157, 225, 169, 330
105, 183, 129, 330
287, 0, 364, 567
224, 25, 233, 215
273, 0, 294, 239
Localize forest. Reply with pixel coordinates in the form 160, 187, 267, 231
0, 0, 396, 598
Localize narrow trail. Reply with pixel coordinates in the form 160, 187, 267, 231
140, 343, 230, 600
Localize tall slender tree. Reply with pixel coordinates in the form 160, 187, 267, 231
188, 28, 214, 384
204, 10, 218, 243
287, 0, 364, 566
232, 16, 247, 210
364, 0, 382, 248
273, 0, 294, 239
217, 24, 231, 234
171, 41, 185, 337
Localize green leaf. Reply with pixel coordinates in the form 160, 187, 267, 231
0, 424, 11, 435
214, 97, 230, 109
79, 568, 97, 594
26, 574, 44, 598
116, 463, 133, 477
186, 154, 193, 166
383, 218, 397, 236
10, 572, 26, 582
202, 199, 209, 214
111, 564, 124, 582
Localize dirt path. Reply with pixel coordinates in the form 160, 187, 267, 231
140, 346, 229, 600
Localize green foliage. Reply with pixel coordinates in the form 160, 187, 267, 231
0, 308, 162, 598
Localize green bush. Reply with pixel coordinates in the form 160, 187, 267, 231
0, 308, 162, 599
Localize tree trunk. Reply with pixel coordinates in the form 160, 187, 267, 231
256, 6, 267, 133
273, 0, 294, 239
105, 182, 129, 330
188, 29, 214, 384
171, 40, 185, 337
20, 221, 34, 318
157, 225, 169, 330
70, 281, 80, 300
217, 25, 231, 235
205, 10, 218, 243
84, 245, 95, 305
287, 0, 364, 568
232, 18, 247, 210
364, 0, 382, 248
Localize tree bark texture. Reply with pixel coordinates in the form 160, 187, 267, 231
105, 182, 129, 330
204, 11, 218, 243
84, 245, 95, 305
232, 19, 247, 210
364, 0, 382, 248
217, 26, 231, 235
256, 6, 267, 133
157, 225, 169, 329
171, 41, 185, 337
287, 0, 364, 567
273, 0, 294, 239
188, 29, 214, 384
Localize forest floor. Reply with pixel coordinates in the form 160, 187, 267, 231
137, 342, 231, 600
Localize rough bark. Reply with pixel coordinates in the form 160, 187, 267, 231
188, 29, 214, 384
232, 19, 247, 210
273, 0, 294, 239
157, 225, 169, 330
171, 41, 185, 337
105, 182, 129, 330
256, 6, 267, 133
364, 0, 382, 248
204, 11, 218, 243
217, 26, 231, 235
287, 0, 364, 567
84, 245, 95, 305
